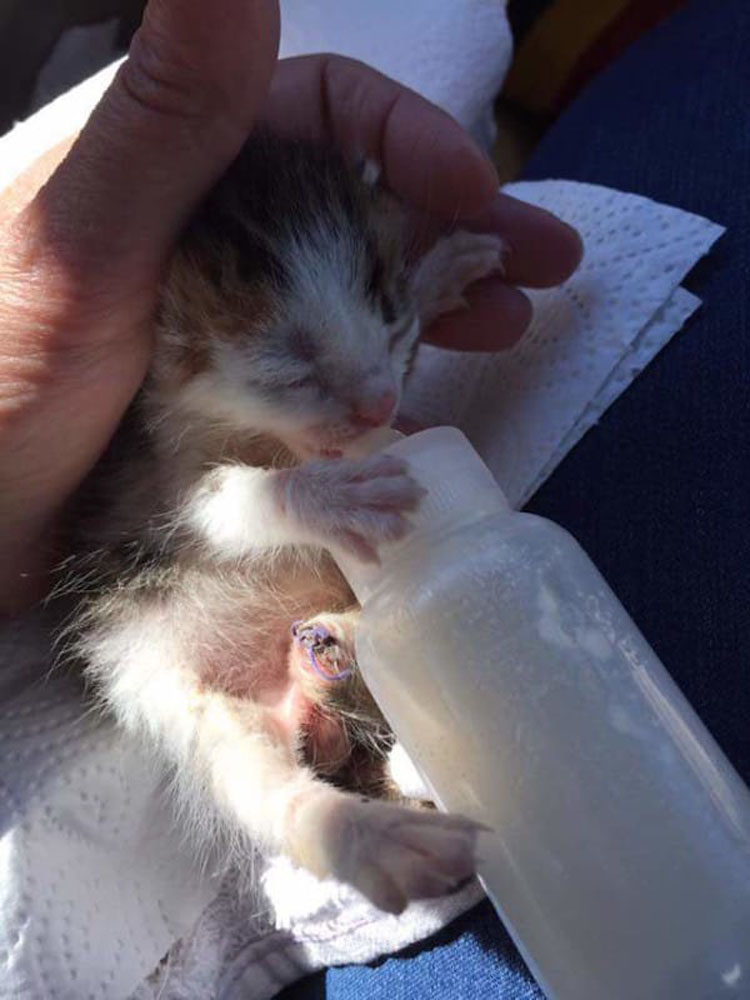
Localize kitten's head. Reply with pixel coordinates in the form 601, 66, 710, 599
155, 133, 420, 459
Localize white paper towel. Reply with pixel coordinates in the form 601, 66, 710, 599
0, 0, 511, 190
277, 0, 509, 150
0, 2, 726, 999
0, 612, 220, 1000
403, 179, 723, 507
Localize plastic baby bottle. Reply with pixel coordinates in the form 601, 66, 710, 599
334, 427, 750, 1000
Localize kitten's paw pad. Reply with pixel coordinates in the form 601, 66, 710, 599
280, 455, 426, 561
416, 231, 505, 320
292, 796, 480, 914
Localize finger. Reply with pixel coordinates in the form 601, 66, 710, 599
409, 190, 583, 288
262, 54, 499, 219
470, 192, 584, 288
417, 192, 583, 351
0, 1, 280, 611
28, 0, 280, 287
422, 279, 533, 351
0, 138, 76, 221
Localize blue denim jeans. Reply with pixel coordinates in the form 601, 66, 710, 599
278, 1, 750, 994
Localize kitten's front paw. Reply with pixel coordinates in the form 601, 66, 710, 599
278, 455, 426, 561
414, 231, 505, 325
289, 794, 481, 914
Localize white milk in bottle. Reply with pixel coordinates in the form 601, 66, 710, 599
335, 428, 750, 1000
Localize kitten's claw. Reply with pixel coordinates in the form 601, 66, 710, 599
289, 794, 481, 914
278, 454, 426, 559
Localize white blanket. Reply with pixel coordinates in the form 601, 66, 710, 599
0, 2, 724, 998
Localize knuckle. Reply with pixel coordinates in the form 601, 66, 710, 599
120, 28, 219, 124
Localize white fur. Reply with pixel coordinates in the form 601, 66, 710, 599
172, 225, 416, 454
288, 792, 480, 915
75, 224, 500, 912
85, 601, 479, 913
187, 465, 290, 556
85, 604, 330, 852
186, 454, 424, 562
360, 158, 381, 187
282, 226, 394, 374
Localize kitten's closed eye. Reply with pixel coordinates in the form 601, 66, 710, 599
289, 328, 318, 363
388, 316, 416, 347
287, 374, 319, 390
380, 293, 397, 326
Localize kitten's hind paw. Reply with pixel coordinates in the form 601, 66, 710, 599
291, 617, 356, 682
289, 793, 481, 914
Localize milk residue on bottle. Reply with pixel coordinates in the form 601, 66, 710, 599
335, 427, 750, 1000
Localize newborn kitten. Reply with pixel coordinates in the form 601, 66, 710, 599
60, 130, 503, 914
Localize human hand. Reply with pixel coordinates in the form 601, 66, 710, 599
0, 0, 581, 613
262, 55, 583, 350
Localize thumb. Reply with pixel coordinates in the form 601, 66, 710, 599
0, 0, 279, 610
31, 0, 280, 289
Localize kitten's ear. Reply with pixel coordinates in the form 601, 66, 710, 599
355, 156, 382, 188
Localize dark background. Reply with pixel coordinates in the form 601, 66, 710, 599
0, 0, 145, 133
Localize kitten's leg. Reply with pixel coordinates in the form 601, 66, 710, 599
291, 613, 433, 804
86, 599, 479, 914
289, 786, 481, 914
412, 231, 506, 326
186, 453, 425, 562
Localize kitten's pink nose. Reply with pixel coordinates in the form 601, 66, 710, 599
350, 390, 397, 428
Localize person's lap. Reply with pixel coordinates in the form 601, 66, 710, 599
279, 1, 750, 995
